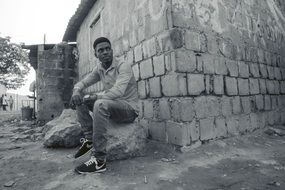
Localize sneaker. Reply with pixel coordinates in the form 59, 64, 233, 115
75, 156, 106, 174
74, 138, 93, 158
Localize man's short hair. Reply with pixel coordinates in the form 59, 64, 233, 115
93, 37, 111, 50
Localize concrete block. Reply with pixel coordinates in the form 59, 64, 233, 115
249, 63, 260, 77
185, 30, 200, 51
170, 28, 184, 48
126, 50, 134, 65
200, 118, 215, 141
259, 64, 268, 78
149, 77, 162, 98
200, 33, 207, 52
142, 38, 156, 59
214, 75, 224, 95
249, 78, 260, 95
274, 81, 280, 94
132, 63, 140, 81
174, 50, 196, 72
195, 96, 207, 119
215, 117, 227, 138
226, 60, 238, 77
164, 52, 175, 72
207, 96, 221, 117
266, 80, 275, 94
259, 79, 267, 94
158, 98, 171, 120
166, 121, 190, 146
188, 120, 199, 142
281, 81, 285, 94
138, 80, 148, 99
264, 51, 271, 65
267, 66, 275, 80
225, 77, 238, 96
196, 56, 203, 72
232, 96, 241, 114
221, 96, 232, 116
169, 98, 181, 121
153, 54, 165, 76
281, 68, 285, 80
257, 48, 265, 63
226, 116, 239, 136
207, 35, 218, 55
138, 101, 144, 119
180, 98, 195, 122
238, 61, 249, 78
238, 114, 250, 134
140, 59, 154, 79
241, 97, 251, 114
203, 54, 215, 74
264, 95, 271, 111
161, 74, 187, 96
156, 29, 183, 53
271, 96, 278, 110
205, 75, 212, 94
143, 100, 153, 119
255, 95, 264, 111
257, 112, 267, 129
214, 57, 228, 75
148, 121, 166, 142
274, 67, 282, 80
187, 74, 205, 95
250, 113, 259, 131
237, 78, 249, 95
134, 45, 143, 62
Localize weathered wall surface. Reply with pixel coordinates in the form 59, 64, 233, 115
76, 0, 285, 146
37, 44, 77, 125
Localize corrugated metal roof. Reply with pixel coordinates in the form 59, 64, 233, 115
62, 0, 97, 42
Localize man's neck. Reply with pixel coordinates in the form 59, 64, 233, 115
101, 61, 112, 70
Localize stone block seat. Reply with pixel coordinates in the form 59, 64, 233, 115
43, 109, 148, 160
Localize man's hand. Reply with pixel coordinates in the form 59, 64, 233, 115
69, 89, 82, 109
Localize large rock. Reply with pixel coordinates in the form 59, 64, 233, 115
43, 109, 148, 160
43, 109, 83, 148
106, 121, 147, 160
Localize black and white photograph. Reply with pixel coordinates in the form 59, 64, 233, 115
0, 0, 285, 189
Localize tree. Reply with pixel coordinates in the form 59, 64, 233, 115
0, 36, 30, 89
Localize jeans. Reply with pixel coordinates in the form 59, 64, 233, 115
77, 99, 137, 160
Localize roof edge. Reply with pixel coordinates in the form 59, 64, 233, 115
62, 0, 97, 42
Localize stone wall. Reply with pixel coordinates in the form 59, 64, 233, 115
76, 0, 285, 146
36, 44, 77, 124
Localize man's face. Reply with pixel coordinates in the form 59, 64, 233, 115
95, 42, 113, 64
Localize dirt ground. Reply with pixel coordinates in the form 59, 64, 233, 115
0, 111, 285, 190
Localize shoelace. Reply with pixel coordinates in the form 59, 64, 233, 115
84, 156, 98, 166
80, 138, 88, 144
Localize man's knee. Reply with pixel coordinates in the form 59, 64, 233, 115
93, 99, 111, 113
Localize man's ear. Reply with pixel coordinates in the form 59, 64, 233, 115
94, 51, 98, 58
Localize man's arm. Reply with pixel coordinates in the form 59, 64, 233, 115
74, 67, 101, 91
70, 67, 100, 108
98, 62, 132, 100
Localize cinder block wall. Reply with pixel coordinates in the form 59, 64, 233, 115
76, 0, 285, 146
37, 44, 77, 124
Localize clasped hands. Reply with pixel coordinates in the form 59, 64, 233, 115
69, 90, 97, 110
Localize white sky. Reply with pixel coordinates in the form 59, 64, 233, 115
0, 0, 81, 95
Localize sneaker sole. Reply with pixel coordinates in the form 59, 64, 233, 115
74, 168, 106, 174
74, 148, 92, 159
